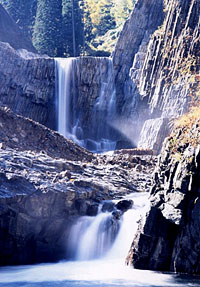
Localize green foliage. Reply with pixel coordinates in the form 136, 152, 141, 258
111, 0, 134, 27
33, 0, 63, 57
1, 0, 135, 57
62, 0, 84, 56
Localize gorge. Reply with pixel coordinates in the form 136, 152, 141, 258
0, 0, 199, 285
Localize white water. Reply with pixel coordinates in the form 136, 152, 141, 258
55, 57, 117, 152
55, 58, 73, 138
0, 193, 199, 286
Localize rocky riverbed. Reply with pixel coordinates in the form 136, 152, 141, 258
0, 106, 157, 266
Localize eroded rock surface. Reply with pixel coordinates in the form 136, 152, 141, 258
127, 120, 200, 274
0, 42, 55, 128
0, 107, 157, 266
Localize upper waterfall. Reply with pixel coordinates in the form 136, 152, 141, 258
55, 57, 118, 153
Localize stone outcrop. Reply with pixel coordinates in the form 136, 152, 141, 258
113, 0, 199, 152
0, 4, 36, 53
113, 0, 164, 109
126, 119, 200, 274
0, 106, 157, 266
0, 42, 55, 128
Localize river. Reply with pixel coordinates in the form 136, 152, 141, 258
0, 193, 199, 287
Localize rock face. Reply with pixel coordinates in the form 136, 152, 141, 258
0, 106, 157, 266
113, 0, 164, 112
56, 57, 120, 149
127, 120, 200, 274
113, 0, 199, 151
0, 0, 199, 153
0, 42, 55, 128
0, 4, 36, 53
0, 106, 93, 162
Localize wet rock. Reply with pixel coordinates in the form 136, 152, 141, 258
0, 109, 158, 266
127, 120, 200, 275
116, 200, 133, 212
86, 204, 99, 216
112, 210, 122, 220
102, 201, 115, 213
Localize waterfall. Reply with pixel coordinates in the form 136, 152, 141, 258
68, 212, 120, 261
67, 193, 149, 261
55, 58, 73, 138
55, 57, 117, 153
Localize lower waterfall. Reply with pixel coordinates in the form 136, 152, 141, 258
0, 192, 199, 287
55, 57, 117, 153
69, 212, 120, 260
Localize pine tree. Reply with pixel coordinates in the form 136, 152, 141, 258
98, 0, 115, 36
33, 0, 63, 56
62, 0, 84, 57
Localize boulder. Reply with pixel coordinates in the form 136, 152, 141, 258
116, 200, 133, 212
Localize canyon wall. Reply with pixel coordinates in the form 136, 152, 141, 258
0, 4, 36, 53
0, 0, 199, 153
0, 42, 55, 128
113, 0, 199, 152
126, 118, 200, 274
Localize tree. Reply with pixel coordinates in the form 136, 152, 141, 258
62, 0, 84, 56
111, 0, 134, 28
99, 0, 116, 35
33, 0, 63, 56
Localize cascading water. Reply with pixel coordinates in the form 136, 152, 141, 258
67, 193, 149, 262
0, 192, 199, 286
68, 211, 120, 261
55, 58, 81, 144
55, 57, 117, 153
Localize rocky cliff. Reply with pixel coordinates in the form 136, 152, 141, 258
126, 115, 200, 274
113, 0, 199, 152
0, 0, 199, 153
0, 42, 55, 128
0, 4, 36, 53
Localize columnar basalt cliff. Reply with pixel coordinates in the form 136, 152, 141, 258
0, 42, 55, 128
113, 0, 199, 152
112, 0, 164, 117
0, 0, 199, 153
126, 118, 200, 274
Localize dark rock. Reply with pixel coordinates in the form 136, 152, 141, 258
102, 201, 115, 213
0, 109, 157, 266
112, 210, 122, 220
127, 119, 200, 275
0, 42, 55, 128
0, 106, 93, 162
116, 200, 133, 212
86, 204, 99, 216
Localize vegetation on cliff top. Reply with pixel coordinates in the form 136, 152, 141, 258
0, 0, 135, 57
